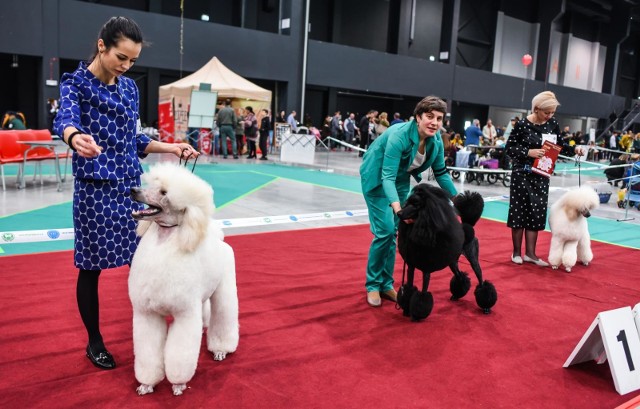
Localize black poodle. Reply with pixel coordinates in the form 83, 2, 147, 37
396, 184, 497, 321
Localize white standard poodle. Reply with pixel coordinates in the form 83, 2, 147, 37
547, 185, 600, 272
128, 163, 239, 396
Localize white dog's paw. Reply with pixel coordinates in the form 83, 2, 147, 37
172, 384, 187, 396
136, 384, 154, 395
565, 267, 572, 273
551, 265, 559, 270
582, 261, 589, 266
213, 351, 227, 361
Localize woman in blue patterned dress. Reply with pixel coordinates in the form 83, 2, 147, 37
54, 17, 198, 370
505, 91, 584, 267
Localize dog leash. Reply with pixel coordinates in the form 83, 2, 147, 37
396, 261, 406, 310
179, 148, 199, 173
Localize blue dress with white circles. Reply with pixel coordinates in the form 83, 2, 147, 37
54, 62, 152, 270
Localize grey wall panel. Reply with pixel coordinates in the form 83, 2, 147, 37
306, 41, 453, 99
0, 0, 43, 56
452, 66, 626, 118
55, 0, 296, 82
453, 66, 528, 108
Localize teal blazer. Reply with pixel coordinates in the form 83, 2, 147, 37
359, 120, 457, 204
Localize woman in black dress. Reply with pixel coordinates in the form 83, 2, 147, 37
505, 91, 585, 266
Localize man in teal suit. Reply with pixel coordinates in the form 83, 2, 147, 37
359, 96, 457, 307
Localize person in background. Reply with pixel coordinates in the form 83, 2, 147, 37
217, 99, 238, 159
503, 118, 517, 141
359, 96, 457, 307
482, 118, 497, 145
1, 111, 27, 130
358, 110, 378, 157
390, 112, 403, 126
343, 112, 357, 151
505, 91, 584, 267
287, 110, 298, 132
276, 110, 287, 123
560, 125, 572, 142
609, 131, 620, 160
376, 112, 390, 137
619, 131, 633, 152
330, 110, 342, 150
464, 119, 483, 146
464, 118, 483, 167
243, 106, 258, 158
604, 153, 629, 187
235, 106, 246, 156
258, 108, 271, 160
54, 16, 198, 370
633, 133, 640, 154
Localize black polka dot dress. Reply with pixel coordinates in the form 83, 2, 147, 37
505, 117, 573, 231
54, 62, 152, 269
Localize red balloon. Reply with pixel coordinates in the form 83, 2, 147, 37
521, 54, 533, 66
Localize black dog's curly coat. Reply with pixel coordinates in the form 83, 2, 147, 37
396, 184, 497, 321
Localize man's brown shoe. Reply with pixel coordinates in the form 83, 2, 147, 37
367, 291, 381, 307
380, 288, 397, 302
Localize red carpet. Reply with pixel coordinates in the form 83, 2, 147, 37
0, 220, 639, 408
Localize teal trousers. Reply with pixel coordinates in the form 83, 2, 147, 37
363, 186, 408, 292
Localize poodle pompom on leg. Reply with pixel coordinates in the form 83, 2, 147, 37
397, 284, 418, 317
132, 311, 168, 394
172, 384, 187, 396
474, 281, 497, 314
409, 271, 434, 321
576, 233, 593, 266
164, 312, 204, 394
561, 240, 579, 272
548, 235, 565, 270
449, 263, 470, 300
206, 254, 239, 361
136, 384, 155, 396
409, 290, 434, 321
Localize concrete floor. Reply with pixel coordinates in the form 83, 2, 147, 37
1, 146, 638, 238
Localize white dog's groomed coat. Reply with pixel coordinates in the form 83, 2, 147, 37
548, 186, 600, 272
129, 163, 239, 396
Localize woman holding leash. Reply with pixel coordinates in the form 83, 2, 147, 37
359, 96, 458, 307
54, 16, 198, 370
505, 91, 584, 267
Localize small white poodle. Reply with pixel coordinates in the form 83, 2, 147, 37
548, 186, 600, 272
129, 163, 239, 396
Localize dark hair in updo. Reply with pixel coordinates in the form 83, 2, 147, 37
90, 16, 145, 61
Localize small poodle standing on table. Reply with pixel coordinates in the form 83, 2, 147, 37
129, 163, 239, 396
548, 186, 600, 272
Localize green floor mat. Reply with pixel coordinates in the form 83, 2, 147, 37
483, 200, 640, 249
0, 163, 362, 255
2, 163, 638, 255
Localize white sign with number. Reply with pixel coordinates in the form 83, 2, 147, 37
564, 306, 640, 395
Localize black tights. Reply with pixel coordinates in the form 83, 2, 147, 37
77, 268, 106, 352
511, 228, 541, 259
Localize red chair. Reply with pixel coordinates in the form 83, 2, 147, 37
0, 131, 28, 190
